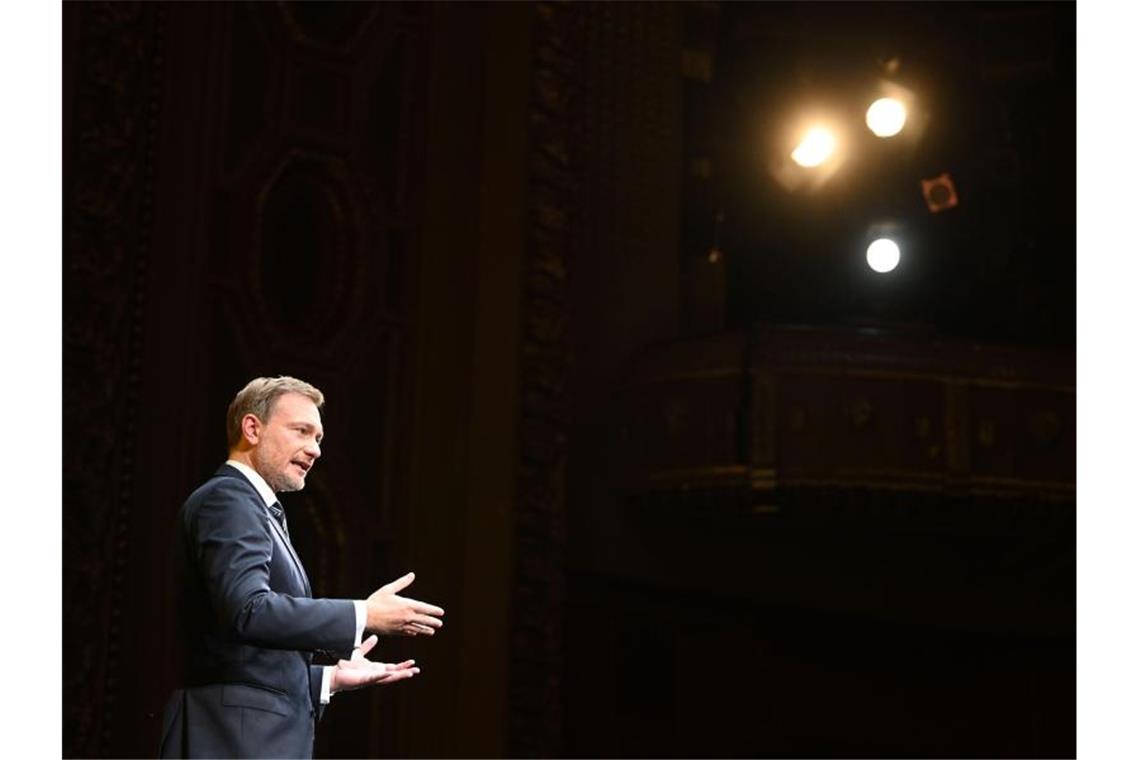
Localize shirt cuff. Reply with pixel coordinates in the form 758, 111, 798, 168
353, 599, 366, 648
321, 665, 333, 704
326, 602, 367, 702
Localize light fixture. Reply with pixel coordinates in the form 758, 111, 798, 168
865, 97, 907, 137
791, 127, 837, 167
866, 238, 900, 273
768, 107, 847, 193
863, 74, 928, 149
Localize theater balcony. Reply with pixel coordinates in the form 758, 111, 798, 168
615, 324, 1074, 523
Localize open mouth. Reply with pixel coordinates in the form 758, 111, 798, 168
291, 460, 312, 475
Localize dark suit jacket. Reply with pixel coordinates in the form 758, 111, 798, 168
160, 464, 357, 759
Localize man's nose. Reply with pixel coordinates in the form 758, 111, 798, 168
306, 440, 321, 459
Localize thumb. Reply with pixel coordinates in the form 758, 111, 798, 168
357, 634, 378, 657
380, 571, 415, 594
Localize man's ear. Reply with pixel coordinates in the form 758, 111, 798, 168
240, 413, 262, 445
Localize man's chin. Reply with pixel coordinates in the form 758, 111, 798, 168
269, 475, 305, 493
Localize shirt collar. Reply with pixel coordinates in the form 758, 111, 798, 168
225, 459, 277, 509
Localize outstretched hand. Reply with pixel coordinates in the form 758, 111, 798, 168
330, 634, 419, 694
365, 572, 445, 636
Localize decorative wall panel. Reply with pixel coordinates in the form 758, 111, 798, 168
62, 3, 167, 756
63, 2, 430, 755
509, 3, 582, 755
618, 325, 1075, 509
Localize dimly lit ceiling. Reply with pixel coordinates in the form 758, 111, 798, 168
682, 1, 1075, 347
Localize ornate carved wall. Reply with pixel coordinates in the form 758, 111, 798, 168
507, 3, 581, 755
200, 1, 427, 608
65, 2, 574, 755
515, 2, 689, 754
63, 5, 167, 756
63, 3, 430, 756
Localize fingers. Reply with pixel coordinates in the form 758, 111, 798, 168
391, 609, 443, 637
334, 657, 422, 692
356, 634, 379, 657
413, 613, 443, 630
379, 571, 416, 594
402, 596, 446, 617
381, 664, 420, 682
376, 659, 417, 676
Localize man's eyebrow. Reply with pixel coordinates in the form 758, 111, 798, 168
293, 422, 324, 437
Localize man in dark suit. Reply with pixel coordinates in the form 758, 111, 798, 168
160, 376, 445, 759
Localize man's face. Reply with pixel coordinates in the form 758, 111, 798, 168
248, 392, 323, 493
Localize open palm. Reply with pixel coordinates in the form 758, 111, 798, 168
331, 634, 420, 693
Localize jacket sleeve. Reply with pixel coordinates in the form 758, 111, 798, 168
310, 665, 329, 721
187, 479, 356, 656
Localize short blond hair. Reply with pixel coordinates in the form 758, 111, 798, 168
226, 376, 325, 449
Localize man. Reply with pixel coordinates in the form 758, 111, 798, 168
160, 376, 445, 759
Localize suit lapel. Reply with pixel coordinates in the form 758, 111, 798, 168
263, 505, 313, 597
214, 465, 313, 597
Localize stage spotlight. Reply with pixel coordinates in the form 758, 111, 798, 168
865, 97, 907, 137
863, 77, 928, 149
791, 127, 837, 167
769, 111, 847, 192
866, 238, 900, 273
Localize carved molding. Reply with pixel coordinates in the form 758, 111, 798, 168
509, 3, 582, 755
62, 3, 166, 756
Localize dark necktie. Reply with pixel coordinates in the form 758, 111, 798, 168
268, 501, 290, 541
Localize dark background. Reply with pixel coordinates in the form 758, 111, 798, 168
63, 2, 1074, 758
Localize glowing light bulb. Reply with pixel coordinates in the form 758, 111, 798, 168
866, 238, 900, 272
791, 127, 837, 167
866, 97, 907, 137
